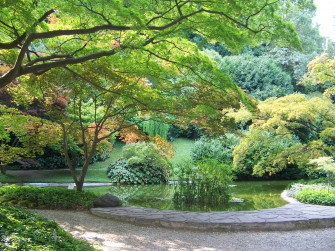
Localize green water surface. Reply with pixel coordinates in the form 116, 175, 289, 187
85, 180, 292, 212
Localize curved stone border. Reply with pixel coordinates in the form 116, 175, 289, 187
90, 191, 335, 231
17, 183, 114, 187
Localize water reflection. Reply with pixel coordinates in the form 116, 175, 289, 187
85, 180, 291, 212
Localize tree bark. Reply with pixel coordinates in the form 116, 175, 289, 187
1, 165, 7, 174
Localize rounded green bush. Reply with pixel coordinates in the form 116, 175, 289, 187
107, 142, 170, 184
190, 134, 240, 164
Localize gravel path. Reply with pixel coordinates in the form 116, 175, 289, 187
34, 210, 335, 251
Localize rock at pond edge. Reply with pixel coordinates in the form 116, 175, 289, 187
93, 193, 121, 207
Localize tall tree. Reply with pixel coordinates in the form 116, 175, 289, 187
265, 5, 326, 90
14, 56, 248, 191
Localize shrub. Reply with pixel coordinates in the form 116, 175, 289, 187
107, 142, 170, 184
190, 134, 240, 164
219, 54, 293, 100
168, 125, 199, 140
0, 206, 94, 250
233, 129, 307, 178
0, 185, 98, 209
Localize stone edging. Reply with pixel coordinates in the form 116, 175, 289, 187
90, 191, 335, 231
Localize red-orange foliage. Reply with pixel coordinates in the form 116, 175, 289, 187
119, 124, 148, 143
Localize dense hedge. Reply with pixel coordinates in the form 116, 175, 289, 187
0, 206, 95, 250
0, 185, 98, 209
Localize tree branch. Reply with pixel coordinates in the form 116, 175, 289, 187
0, 9, 55, 50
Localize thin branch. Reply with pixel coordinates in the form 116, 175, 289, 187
0, 9, 55, 50
76, 0, 112, 25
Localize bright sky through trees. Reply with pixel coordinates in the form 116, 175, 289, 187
313, 0, 335, 40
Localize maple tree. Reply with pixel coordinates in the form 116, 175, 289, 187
15, 59, 246, 191
0, 0, 309, 89
0, 0, 315, 189
299, 54, 335, 99
230, 94, 335, 176
0, 105, 60, 174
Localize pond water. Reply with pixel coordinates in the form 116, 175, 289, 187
85, 180, 292, 212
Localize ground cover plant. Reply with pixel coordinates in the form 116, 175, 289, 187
0, 185, 98, 209
288, 183, 335, 206
0, 206, 95, 250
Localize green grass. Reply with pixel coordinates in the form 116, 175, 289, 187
89, 141, 125, 170
0, 173, 21, 183
170, 138, 194, 166
24, 169, 111, 183
1, 138, 194, 183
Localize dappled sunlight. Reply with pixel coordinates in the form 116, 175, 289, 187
33, 209, 335, 250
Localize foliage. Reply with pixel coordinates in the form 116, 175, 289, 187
190, 134, 240, 164
217, 54, 293, 100
233, 129, 305, 177
118, 124, 148, 144
107, 142, 170, 184
289, 183, 335, 206
169, 125, 199, 140
309, 157, 335, 176
106, 158, 168, 185
0, 185, 98, 209
299, 54, 335, 99
142, 120, 170, 140
24, 143, 84, 170
0, 0, 306, 88
230, 94, 335, 176
265, 47, 319, 90
149, 135, 175, 159
0, 104, 60, 173
122, 142, 171, 169
264, 7, 325, 89
309, 157, 335, 192
1, 0, 312, 188
0, 206, 95, 250
173, 159, 232, 207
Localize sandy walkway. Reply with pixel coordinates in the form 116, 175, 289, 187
34, 209, 335, 251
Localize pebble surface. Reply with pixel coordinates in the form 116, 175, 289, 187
34, 209, 335, 251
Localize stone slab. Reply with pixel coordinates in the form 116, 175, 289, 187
90, 191, 335, 232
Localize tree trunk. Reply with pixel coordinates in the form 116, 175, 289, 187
0, 165, 6, 174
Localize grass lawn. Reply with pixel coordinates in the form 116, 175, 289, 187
2, 138, 195, 183
0, 173, 22, 183
170, 138, 194, 166
88, 140, 126, 170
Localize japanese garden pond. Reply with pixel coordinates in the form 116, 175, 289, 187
85, 180, 292, 212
